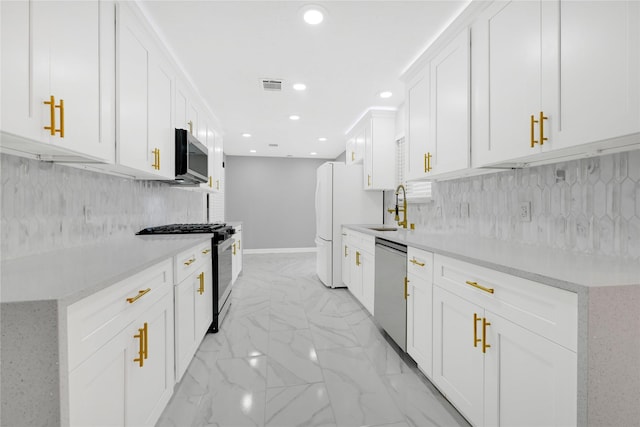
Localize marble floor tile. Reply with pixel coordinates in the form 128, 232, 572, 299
266, 329, 324, 388
159, 252, 468, 427
265, 383, 336, 427
317, 347, 406, 426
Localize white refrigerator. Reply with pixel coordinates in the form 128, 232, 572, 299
315, 162, 383, 288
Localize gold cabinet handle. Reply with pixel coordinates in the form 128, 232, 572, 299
424, 152, 432, 172
209, 176, 213, 187
368, 174, 371, 186
152, 148, 160, 170
473, 313, 482, 348
465, 280, 494, 294
238, 240, 241, 250
184, 258, 196, 266
539, 111, 548, 145
344, 245, 348, 257
482, 317, 491, 353
410, 258, 425, 267
216, 179, 220, 190
126, 288, 151, 304
44, 95, 56, 136
188, 120, 193, 135
233, 243, 236, 255
351, 151, 355, 161
530, 114, 539, 147
198, 272, 205, 295
404, 277, 410, 299
133, 322, 148, 367
355, 251, 361, 266
57, 98, 64, 138
201, 248, 211, 255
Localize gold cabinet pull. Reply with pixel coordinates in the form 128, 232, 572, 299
351, 151, 355, 161
410, 258, 425, 267
238, 240, 241, 250
209, 176, 213, 188
198, 272, 205, 295
216, 179, 220, 190
133, 322, 148, 367
404, 277, 410, 299
57, 98, 65, 138
368, 174, 371, 186
184, 258, 196, 266
424, 152, 432, 172
539, 111, 548, 145
355, 251, 361, 266
152, 148, 160, 170
188, 120, 193, 135
126, 288, 151, 304
44, 95, 56, 135
344, 245, 348, 257
233, 243, 236, 255
201, 248, 211, 255
530, 114, 539, 147
482, 317, 491, 353
473, 313, 482, 348
465, 280, 494, 294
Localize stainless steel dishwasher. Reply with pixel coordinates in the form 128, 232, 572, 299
374, 237, 408, 351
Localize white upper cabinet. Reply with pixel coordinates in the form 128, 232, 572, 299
1, 0, 115, 163
117, 2, 175, 180
347, 110, 396, 190
405, 69, 431, 181
472, 0, 640, 167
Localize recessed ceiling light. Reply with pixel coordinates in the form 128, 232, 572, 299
303, 8, 324, 25
289, 115, 300, 121
318, 137, 327, 142
249, 149, 257, 153
242, 133, 251, 138
310, 152, 317, 155
293, 83, 307, 91
379, 91, 393, 99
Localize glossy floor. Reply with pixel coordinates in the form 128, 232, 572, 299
157, 252, 470, 427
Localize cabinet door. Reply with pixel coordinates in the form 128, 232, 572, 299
341, 235, 351, 287
406, 69, 431, 180
147, 55, 175, 179
406, 276, 433, 377
174, 275, 196, 381
430, 29, 470, 175
232, 239, 240, 283
194, 262, 214, 343
1, 1, 114, 161
349, 248, 363, 302
212, 131, 224, 192
472, 0, 544, 166
364, 122, 374, 188
126, 290, 174, 427
433, 286, 484, 427
360, 249, 375, 315
547, 0, 640, 150
484, 312, 577, 427
236, 231, 243, 274
345, 138, 356, 165
68, 329, 127, 426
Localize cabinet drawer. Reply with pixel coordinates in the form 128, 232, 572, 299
67, 259, 173, 371
407, 247, 433, 282
175, 240, 211, 284
433, 255, 577, 351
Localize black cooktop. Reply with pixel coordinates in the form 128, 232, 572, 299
137, 223, 234, 243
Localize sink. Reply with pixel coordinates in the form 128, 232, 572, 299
368, 226, 398, 232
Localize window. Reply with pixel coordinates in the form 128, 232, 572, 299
396, 137, 432, 202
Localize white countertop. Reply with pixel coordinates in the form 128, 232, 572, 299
345, 225, 640, 292
0, 234, 212, 305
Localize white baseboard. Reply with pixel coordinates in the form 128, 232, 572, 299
244, 247, 317, 254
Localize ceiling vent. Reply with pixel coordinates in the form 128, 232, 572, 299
261, 79, 283, 91
268, 144, 279, 147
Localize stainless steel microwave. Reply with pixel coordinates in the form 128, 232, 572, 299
174, 128, 208, 185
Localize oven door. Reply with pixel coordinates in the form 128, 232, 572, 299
216, 237, 233, 319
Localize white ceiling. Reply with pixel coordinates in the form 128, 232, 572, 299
138, 0, 471, 159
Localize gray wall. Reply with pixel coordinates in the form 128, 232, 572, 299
384, 150, 640, 260
334, 151, 346, 163
225, 156, 327, 250
1, 154, 206, 260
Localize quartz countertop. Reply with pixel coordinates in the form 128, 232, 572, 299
344, 225, 640, 292
0, 234, 212, 306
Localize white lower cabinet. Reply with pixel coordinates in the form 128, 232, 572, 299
174, 241, 213, 381
68, 260, 175, 427
406, 247, 434, 378
341, 231, 352, 287
432, 254, 577, 427
348, 231, 375, 314
232, 226, 243, 283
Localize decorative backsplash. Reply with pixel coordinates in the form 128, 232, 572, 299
385, 150, 640, 261
1, 154, 205, 260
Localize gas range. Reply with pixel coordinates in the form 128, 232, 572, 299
137, 223, 234, 243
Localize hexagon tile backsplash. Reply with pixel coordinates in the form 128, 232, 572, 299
384, 150, 640, 261
1, 154, 205, 260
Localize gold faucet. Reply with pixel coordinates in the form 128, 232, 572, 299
386, 184, 408, 228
